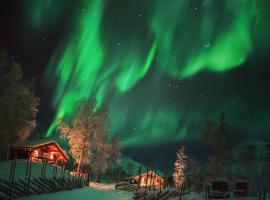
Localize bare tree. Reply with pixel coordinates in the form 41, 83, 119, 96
58, 98, 109, 171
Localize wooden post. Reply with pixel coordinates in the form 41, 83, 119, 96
54, 160, 58, 178
86, 165, 91, 186
149, 170, 154, 191
137, 165, 142, 191
25, 156, 30, 180
9, 159, 14, 182
63, 164, 67, 178
43, 158, 47, 178
145, 168, 149, 193
179, 183, 184, 200
61, 164, 64, 177
152, 171, 157, 191
115, 167, 119, 186
24, 156, 30, 194
27, 159, 32, 195
11, 155, 16, 183
41, 160, 45, 177
8, 157, 15, 200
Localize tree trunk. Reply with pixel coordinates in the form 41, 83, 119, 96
77, 132, 87, 171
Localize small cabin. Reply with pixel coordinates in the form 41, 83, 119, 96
208, 179, 229, 199
125, 171, 164, 188
10, 140, 69, 165
233, 180, 248, 197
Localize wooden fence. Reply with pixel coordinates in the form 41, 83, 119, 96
0, 157, 89, 200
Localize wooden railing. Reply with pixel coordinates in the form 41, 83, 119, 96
0, 157, 89, 199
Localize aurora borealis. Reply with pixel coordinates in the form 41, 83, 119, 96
1, 0, 270, 150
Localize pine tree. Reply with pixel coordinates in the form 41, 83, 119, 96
0, 50, 39, 160
202, 112, 229, 178
173, 145, 188, 188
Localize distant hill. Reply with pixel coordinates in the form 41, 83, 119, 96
119, 156, 163, 176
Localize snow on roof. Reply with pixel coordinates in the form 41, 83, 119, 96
15, 140, 69, 161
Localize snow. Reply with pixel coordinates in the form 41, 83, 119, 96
0, 160, 67, 181
170, 193, 263, 200
18, 184, 133, 200
89, 182, 115, 190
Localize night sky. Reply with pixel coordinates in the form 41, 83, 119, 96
1, 0, 270, 168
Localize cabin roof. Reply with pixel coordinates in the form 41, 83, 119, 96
207, 178, 229, 183
127, 170, 164, 180
15, 140, 69, 161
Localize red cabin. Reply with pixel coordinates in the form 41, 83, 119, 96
233, 180, 248, 197
208, 179, 229, 199
11, 140, 69, 165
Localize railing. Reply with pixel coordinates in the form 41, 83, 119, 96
0, 157, 89, 199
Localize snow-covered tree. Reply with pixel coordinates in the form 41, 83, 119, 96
58, 98, 109, 171
173, 145, 188, 188
92, 141, 111, 180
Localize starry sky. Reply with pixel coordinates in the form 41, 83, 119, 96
1, 0, 270, 167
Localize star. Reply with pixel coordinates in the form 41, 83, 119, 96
204, 42, 210, 48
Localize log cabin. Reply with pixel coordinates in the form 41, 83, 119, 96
125, 171, 164, 188
10, 140, 69, 165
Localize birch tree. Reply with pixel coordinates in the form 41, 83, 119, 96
58, 98, 109, 171
173, 145, 188, 188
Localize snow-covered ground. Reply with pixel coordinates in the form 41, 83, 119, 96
18, 189, 265, 200
18, 185, 133, 200
0, 160, 67, 181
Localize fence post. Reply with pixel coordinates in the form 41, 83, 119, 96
137, 165, 142, 191
115, 167, 120, 187
27, 159, 32, 195
9, 155, 17, 200
86, 166, 91, 186
179, 183, 184, 200
145, 168, 149, 193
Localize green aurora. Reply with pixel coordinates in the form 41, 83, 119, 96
23, 0, 270, 147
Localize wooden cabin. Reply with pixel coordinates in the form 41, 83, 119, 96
208, 179, 229, 199
10, 140, 69, 165
125, 171, 164, 188
233, 180, 248, 197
